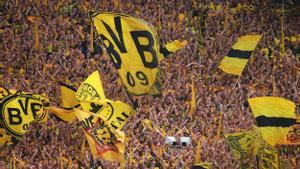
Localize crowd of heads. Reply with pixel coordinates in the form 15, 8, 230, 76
0, 0, 299, 168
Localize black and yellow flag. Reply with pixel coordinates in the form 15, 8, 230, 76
45, 82, 79, 122
248, 97, 297, 146
76, 70, 106, 102
191, 163, 212, 169
75, 108, 125, 162
93, 12, 186, 96
81, 99, 134, 131
219, 35, 262, 75
225, 130, 262, 168
0, 87, 47, 149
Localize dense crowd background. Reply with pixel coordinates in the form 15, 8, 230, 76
0, 0, 299, 168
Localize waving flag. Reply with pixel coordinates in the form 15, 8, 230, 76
219, 35, 262, 75
75, 109, 125, 162
248, 97, 297, 146
93, 12, 186, 96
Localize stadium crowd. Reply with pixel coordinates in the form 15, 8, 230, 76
0, 0, 299, 168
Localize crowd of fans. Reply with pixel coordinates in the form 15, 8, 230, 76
0, 0, 299, 168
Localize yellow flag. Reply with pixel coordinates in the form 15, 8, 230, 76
45, 107, 75, 122
225, 130, 262, 166
93, 12, 186, 96
248, 97, 297, 146
190, 75, 196, 118
59, 82, 79, 109
195, 140, 201, 163
0, 88, 47, 149
219, 35, 262, 75
76, 70, 106, 101
81, 100, 134, 130
75, 109, 125, 162
192, 163, 212, 169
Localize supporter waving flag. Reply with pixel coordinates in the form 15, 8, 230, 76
219, 34, 262, 75
248, 97, 298, 146
93, 12, 187, 96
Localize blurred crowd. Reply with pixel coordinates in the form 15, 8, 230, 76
0, 0, 299, 168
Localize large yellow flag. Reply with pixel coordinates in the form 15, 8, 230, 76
248, 97, 297, 146
75, 109, 125, 162
0, 87, 47, 149
76, 70, 106, 101
219, 35, 262, 75
93, 12, 186, 96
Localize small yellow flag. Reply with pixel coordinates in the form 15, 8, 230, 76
219, 35, 262, 75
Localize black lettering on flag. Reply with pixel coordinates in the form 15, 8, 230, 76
256, 116, 296, 127
130, 30, 158, 69
227, 49, 252, 59
101, 34, 122, 69
18, 98, 29, 116
31, 102, 43, 119
101, 17, 127, 53
7, 108, 22, 125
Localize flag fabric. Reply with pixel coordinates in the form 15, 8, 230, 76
218, 35, 262, 75
248, 97, 297, 146
59, 82, 79, 109
81, 99, 134, 130
190, 75, 196, 118
191, 163, 212, 169
0, 87, 47, 148
76, 70, 106, 101
75, 109, 125, 162
34, 22, 40, 51
45, 106, 75, 122
93, 12, 186, 96
258, 144, 279, 169
225, 130, 262, 168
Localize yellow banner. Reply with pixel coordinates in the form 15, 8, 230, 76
219, 35, 261, 75
93, 12, 186, 96
248, 97, 297, 146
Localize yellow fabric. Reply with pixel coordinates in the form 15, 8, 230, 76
75, 109, 125, 162
195, 140, 201, 163
0, 91, 46, 138
81, 100, 134, 131
34, 23, 39, 51
142, 118, 153, 131
225, 131, 261, 162
45, 107, 75, 122
178, 13, 185, 22
190, 76, 196, 117
93, 12, 186, 96
159, 40, 187, 62
258, 145, 279, 169
192, 163, 212, 169
219, 35, 261, 75
248, 97, 296, 146
60, 82, 79, 108
76, 71, 106, 101
93, 12, 160, 96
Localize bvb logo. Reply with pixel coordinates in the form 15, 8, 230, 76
0, 93, 43, 138
76, 83, 100, 101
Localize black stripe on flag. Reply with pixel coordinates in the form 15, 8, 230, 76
256, 116, 296, 127
227, 49, 253, 59
159, 45, 172, 58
